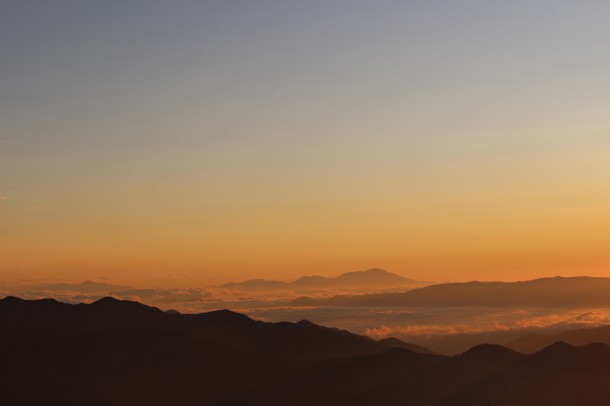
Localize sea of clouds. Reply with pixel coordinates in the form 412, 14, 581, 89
4, 280, 610, 354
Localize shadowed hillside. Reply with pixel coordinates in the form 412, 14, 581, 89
3, 296, 610, 405
441, 342, 610, 406
508, 324, 610, 353
0, 296, 419, 362
34, 280, 133, 293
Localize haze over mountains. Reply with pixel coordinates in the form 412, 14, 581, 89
7, 274, 610, 355
293, 276, 610, 307
1, 269, 425, 319
508, 324, 610, 354
4, 296, 610, 405
221, 268, 422, 289
34, 280, 133, 293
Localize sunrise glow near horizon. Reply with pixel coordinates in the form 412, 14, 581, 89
2, 1, 610, 285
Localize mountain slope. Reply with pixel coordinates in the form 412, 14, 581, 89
0, 296, 423, 361
443, 342, 610, 406
508, 324, 610, 353
293, 276, 610, 307
4, 296, 610, 405
377, 337, 438, 354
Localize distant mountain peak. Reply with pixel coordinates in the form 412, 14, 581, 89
222, 268, 420, 289
377, 337, 437, 355
537, 341, 574, 354
339, 268, 393, 276
361, 268, 386, 274
88, 296, 163, 316
92, 296, 121, 305
335, 268, 416, 283
1, 296, 24, 303
198, 309, 255, 323
461, 343, 520, 357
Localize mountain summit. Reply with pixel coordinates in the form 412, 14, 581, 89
223, 268, 421, 289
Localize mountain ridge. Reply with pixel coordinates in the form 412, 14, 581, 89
222, 268, 422, 289
291, 276, 610, 307
0, 295, 432, 360
508, 324, 610, 353
3, 296, 610, 405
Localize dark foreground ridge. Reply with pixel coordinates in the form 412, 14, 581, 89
3, 296, 610, 405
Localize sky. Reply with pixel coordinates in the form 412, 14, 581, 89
2, 1, 610, 285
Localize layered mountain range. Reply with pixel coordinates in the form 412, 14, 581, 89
221, 268, 422, 289
3, 296, 610, 405
293, 276, 610, 307
508, 324, 610, 353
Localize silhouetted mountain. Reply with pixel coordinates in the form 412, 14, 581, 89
34, 280, 132, 293
222, 268, 421, 289
259, 343, 524, 405
508, 324, 610, 353
263, 341, 610, 406
221, 279, 288, 288
357, 344, 524, 406
0, 296, 400, 362
442, 342, 610, 405
4, 296, 610, 405
293, 276, 610, 307
377, 337, 437, 354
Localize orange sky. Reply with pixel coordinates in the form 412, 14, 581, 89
2, 2, 610, 286
3, 141, 609, 285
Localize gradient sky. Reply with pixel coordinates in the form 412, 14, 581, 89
2, 1, 610, 285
